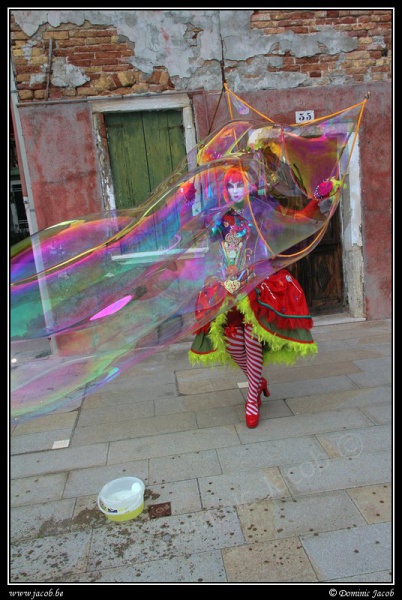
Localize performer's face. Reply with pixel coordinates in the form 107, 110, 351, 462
226, 178, 246, 202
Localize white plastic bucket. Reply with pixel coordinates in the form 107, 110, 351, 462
97, 476, 145, 522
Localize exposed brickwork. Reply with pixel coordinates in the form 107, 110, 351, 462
250, 9, 392, 85
9, 16, 173, 102
10, 10, 392, 103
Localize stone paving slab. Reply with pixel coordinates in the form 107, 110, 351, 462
307, 337, 355, 352
340, 325, 392, 339
10, 498, 77, 540
180, 388, 245, 410
198, 467, 290, 509
10, 396, 83, 429
10, 530, 92, 583
61, 549, 227, 583
176, 365, 234, 383
10, 472, 68, 507
344, 337, 392, 353
360, 402, 393, 425
11, 411, 78, 435
177, 376, 221, 395
76, 400, 155, 426
300, 347, 389, 365
281, 451, 391, 496
176, 367, 247, 400
258, 375, 359, 401
11, 359, 89, 409
71, 411, 198, 445
236, 407, 373, 444
149, 448, 222, 484
195, 405, 242, 428
301, 521, 392, 581
153, 395, 188, 415
346, 356, 392, 388
107, 425, 241, 463
280, 360, 363, 381
63, 459, 149, 498
84, 376, 177, 401
10, 443, 109, 479
316, 424, 392, 458
87, 506, 244, 571
322, 337, 392, 354
236, 490, 366, 543
222, 536, 318, 583
10, 428, 75, 454
216, 436, 328, 472
286, 386, 392, 415
82, 383, 178, 409
106, 368, 177, 389
145, 478, 203, 514
346, 483, 392, 524
312, 321, 391, 341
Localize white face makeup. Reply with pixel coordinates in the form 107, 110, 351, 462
227, 179, 246, 202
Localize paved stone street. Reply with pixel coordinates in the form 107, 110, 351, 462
9, 317, 393, 584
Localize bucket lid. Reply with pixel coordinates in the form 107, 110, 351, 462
99, 477, 145, 510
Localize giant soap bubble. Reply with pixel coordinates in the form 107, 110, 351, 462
10, 88, 367, 421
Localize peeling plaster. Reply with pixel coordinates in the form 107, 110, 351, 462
20, 38, 38, 60
13, 10, 87, 36
12, 9, 358, 92
30, 72, 46, 85
13, 10, 221, 79
231, 69, 308, 92
51, 58, 89, 88
222, 26, 357, 60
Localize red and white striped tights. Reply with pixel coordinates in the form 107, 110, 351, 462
225, 323, 263, 418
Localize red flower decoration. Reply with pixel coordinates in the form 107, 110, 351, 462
179, 181, 196, 204
314, 179, 333, 199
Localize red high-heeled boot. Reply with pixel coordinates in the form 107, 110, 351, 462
258, 377, 270, 407
245, 401, 259, 428
245, 377, 270, 409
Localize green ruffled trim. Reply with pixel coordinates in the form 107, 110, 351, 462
188, 295, 318, 368
188, 310, 239, 368
237, 296, 318, 366
188, 348, 220, 367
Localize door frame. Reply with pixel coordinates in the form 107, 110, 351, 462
90, 93, 196, 212
341, 134, 365, 319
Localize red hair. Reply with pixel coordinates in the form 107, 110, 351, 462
223, 166, 250, 203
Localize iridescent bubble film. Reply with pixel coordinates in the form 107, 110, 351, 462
10, 92, 367, 421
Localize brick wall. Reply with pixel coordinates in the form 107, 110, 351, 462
10, 18, 173, 102
10, 9, 392, 103
250, 9, 392, 84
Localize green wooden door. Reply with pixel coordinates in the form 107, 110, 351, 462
105, 109, 186, 209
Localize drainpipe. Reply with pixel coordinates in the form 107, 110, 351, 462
9, 62, 38, 235
10, 61, 58, 355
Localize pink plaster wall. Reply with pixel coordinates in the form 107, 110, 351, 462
19, 102, 102, 231
18, 82, 392, 321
